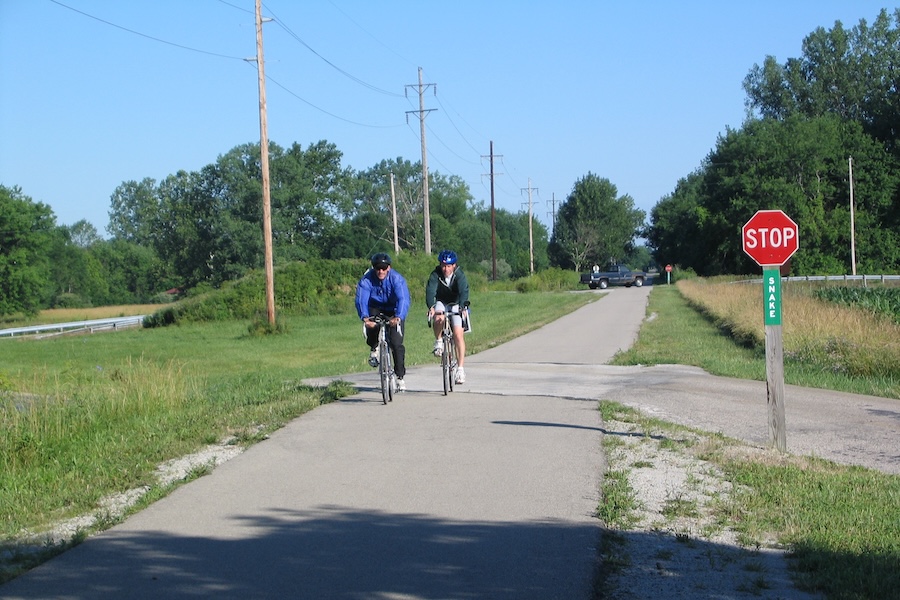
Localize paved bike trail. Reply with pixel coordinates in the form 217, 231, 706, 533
3, 287, 898, 599
2, 291, 643, 600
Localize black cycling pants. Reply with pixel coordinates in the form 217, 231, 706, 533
366, 314, 406, 379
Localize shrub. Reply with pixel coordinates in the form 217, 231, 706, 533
53, 293, 90, 309
145, 253, 450, 327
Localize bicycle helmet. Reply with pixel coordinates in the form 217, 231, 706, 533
438, 250, 457, 265
371, 252, 392, 267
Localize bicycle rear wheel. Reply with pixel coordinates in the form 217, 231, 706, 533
379, 338, 392, 404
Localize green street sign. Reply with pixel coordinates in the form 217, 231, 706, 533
763, 268, 782, 326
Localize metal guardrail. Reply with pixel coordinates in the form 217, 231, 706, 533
736, 274, 900, 285
0, 316, 146, 338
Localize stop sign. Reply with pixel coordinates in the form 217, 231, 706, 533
742, 210, 799, 266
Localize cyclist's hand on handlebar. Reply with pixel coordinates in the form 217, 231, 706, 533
389, 316, 400, 327
363, 317, 376, 329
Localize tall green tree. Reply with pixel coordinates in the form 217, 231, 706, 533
108, 178, 160, 246
0, 185, 56, 315
744, 9, 900, 152
649, 115, 900, 275
549, 173, 645, 272
647, 171, 706, 271
47, 226, 108, 306
270, 141, 354, 262
91, 239, 174, 304
349, 157, 423, 256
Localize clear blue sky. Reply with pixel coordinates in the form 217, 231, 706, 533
0, 1, 891, 236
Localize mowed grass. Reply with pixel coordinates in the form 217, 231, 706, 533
611, 284, 900, 600
0, 290, 596, 548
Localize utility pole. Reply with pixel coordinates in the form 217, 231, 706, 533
849, 156, 857, 276
482, 141, 503, 281
390, 171, 399, 255
406, 68, 435, 255
254, 0, 275, 325
521, 178, 538, 274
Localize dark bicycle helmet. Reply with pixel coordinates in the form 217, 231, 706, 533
371, 252, 392, 267
438, 250, 457, 265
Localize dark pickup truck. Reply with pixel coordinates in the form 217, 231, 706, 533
579, 264, 648, 289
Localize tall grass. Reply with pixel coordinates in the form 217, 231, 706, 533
2, 357, 199, 536
669, 279, 900, 398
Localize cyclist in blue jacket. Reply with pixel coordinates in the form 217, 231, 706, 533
355, 252, 410, 391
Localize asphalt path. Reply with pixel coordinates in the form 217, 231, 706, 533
3, 287, 898, 599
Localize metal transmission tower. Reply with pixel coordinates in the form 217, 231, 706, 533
547, 193, 558, 232
405, 68, 436, 255
482, 141, 503, 280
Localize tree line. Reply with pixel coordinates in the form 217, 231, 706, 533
648, 8, 900, 276
5, 8, 898, 317
2, 144, 648, 317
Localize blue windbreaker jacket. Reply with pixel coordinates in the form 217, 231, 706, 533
355, 268, 410, 320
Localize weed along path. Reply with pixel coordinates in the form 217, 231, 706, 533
4, 286, 898, 598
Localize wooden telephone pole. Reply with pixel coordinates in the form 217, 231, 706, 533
390, 172, 399, 254
522, 179, 537, 274
255, 0, 275, 325
406, 68, 435, 255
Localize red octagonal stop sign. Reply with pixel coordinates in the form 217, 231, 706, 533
742, 210, 799, 266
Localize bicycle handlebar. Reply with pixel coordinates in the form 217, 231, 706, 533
367, 314, 398, 325
427, 303, 469, 327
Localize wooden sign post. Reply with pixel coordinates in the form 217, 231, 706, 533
742, 210, 799, 452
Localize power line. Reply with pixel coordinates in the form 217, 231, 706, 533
263, 4, 403, 97
262, 66, 403, 128
49, 0, 245, 61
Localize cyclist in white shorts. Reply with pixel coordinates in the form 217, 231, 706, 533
425, 250, 470, 384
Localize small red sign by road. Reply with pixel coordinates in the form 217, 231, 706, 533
742, 210, 799, 266
665, 264, 672, 273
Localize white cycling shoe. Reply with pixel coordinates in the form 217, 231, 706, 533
454, 367, 466, 384
368, 351, 379, 368
397, 378, 406, 392
432, 339, 444, 357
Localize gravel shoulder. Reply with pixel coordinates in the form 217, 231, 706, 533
597, 413, 823, 599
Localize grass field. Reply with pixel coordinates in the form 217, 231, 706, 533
611, 284, 899, 600
2, 282, 898, 598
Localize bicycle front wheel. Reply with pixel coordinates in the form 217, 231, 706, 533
380, 339, 392, 404
441, 337, 451, 396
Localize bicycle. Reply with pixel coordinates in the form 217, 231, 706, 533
431, 304, 466, 396
369, 314, 398, 404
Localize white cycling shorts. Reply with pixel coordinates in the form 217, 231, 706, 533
433, 301, 464, 328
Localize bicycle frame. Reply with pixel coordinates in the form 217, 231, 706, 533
433, 306, 461, 396
370, 315, 396, 404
